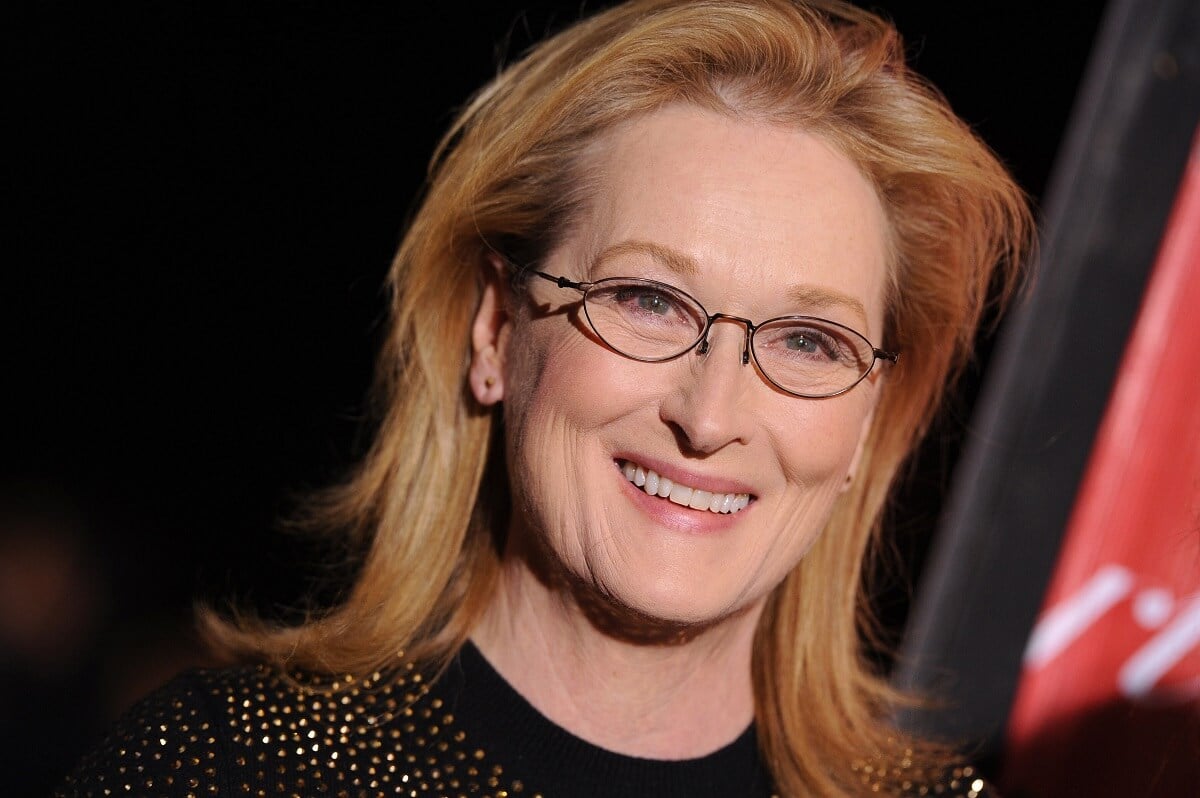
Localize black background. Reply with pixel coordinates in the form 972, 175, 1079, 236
7, 1, 1104, 791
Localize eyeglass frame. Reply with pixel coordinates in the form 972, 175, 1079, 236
512, 265, 899, 399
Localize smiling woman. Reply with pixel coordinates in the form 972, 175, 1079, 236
59, 1, 1032, 796
474, 110, 890, 652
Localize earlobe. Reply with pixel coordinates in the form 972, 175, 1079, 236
469, 255, 511, 407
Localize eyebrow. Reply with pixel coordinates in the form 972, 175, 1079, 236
591, 239, 869, 326
592, 240, 698, 276
783, 285, 868, 327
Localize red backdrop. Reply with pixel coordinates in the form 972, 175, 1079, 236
1003, 129, 1200, 796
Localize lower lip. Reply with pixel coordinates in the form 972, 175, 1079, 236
614, 462, 750, 534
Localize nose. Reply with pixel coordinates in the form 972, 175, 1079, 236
659, 318, 755, 454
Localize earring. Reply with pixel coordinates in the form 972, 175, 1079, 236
484, 376, 496, 389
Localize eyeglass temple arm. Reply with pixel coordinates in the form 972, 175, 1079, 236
526, 269, 589, 293
494, 255, 583, 290
874, 349, 900, 364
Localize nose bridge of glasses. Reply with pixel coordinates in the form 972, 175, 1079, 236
698, 313, 754, 365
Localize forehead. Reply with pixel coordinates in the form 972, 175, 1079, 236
574, 105, 889, 334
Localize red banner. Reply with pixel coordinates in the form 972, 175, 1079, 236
1003, 129, 1200, 797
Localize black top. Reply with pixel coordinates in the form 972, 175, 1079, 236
56, 642, 775, 797
446, 644, 774, 797
57, 642, 992, 797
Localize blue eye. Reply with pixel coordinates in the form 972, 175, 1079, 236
636, 292, 672, 315
785, 332, 820, 353
611, 286, 684, 319
782, 328, 839, 359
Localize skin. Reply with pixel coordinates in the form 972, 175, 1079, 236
469, 104, 889, 759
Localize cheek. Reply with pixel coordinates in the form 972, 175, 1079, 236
776, 405, 865, 483
756, 397, 873, 547
500, 327, 632, 531
504, 316, 658, 451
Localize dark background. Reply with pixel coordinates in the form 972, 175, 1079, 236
7, 1, 1105, 792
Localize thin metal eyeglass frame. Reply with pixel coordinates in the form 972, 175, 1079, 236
523, 269, 899, 399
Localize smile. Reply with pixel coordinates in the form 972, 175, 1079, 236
619, 460, 751, 514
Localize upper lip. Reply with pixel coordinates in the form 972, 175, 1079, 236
613, 453, 758, 497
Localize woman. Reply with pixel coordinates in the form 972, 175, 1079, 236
60, 1, 1032, 795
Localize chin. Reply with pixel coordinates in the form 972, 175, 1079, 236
574, 567, 761, 643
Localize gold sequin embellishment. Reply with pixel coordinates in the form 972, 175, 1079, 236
57, 662, 988, 797
57, 664, 536, 798
851, 750, 988, 797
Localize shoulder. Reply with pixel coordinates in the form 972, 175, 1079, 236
57, 661, 460, 798
56, 666, 268, 797
57, 665, 387, 797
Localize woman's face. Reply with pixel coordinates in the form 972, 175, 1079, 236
476, 104, 889, 627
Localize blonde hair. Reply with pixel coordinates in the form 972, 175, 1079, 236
204, 1, 1034, 794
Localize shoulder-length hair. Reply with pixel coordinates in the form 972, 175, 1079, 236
206, 1, 1034, 794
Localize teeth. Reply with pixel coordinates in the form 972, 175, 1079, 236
619, 460, 751, 514
669, 485, 693, 506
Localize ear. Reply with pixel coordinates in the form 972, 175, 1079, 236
841, 396, 879, 493
468, 254, 511, 406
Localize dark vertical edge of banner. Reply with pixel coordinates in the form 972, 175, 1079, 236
892, 0, 1200, 759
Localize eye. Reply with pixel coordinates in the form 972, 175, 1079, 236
784, 331, 822, 354
781, 326, 841, 360
635, 292, 671, 315
756, 320, 860, 365
610, 285, 690, 322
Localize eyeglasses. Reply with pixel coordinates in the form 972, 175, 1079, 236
522, 269, 898, 398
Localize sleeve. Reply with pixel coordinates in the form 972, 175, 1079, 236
54, 671, 231, 798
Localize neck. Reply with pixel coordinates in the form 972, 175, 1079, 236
470, 550, 763, 760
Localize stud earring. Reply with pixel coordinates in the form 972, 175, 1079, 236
484, 376, 496, 389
